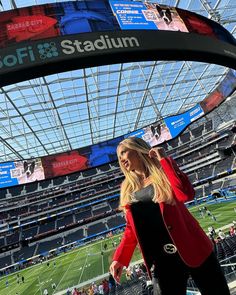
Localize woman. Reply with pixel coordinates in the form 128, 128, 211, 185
109, 137, 230, 295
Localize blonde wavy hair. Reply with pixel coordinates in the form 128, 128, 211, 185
117, 137, 174, 210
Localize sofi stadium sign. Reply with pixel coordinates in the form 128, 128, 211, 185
0, 46, 35, 68
61, 35, 140, 54
0, 34, 140, 69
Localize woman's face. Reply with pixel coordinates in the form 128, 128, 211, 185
117, 144, 142, 172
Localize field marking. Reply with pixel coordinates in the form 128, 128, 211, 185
37, 276, 43, 295
77, 249, 90, 286
32, 261, 61, 295
0, 237, 119, 294
5, 263, 45, 295
53, 247, 88, 294
101, 242, 104, 274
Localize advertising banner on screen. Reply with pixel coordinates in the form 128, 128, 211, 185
0, 5, 59, 48
164, 104, 204, 138
88, 136, 123, 167
109, 0, 158, 30
0, 1, 235, 49
0, 159, 45, 188
200, 69, 236, 113
125, 129, 145, 139
0, 162, 18, 188
141, 121, 172, 146
41, 137, 123, 178
176, 8, 236, 46
109, 1, 189, 32
57, 1, 120, 35
145, 3, 188, 32
0, 0, 120, 49
41, 150, 89, 178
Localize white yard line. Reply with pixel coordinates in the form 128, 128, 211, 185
37, 276, 43, 295
53, 247, 88, 294
33, 260, 61, 295
6, 264, 44, 295
77, 249, 90, 286
101, 242, 104, 274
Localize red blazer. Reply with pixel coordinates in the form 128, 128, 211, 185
113, 157, 213, 277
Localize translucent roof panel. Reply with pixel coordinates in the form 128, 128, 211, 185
0, 0, 235, 162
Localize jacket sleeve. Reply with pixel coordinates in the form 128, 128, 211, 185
112, 211, 138, 267
160, 156, 195, 202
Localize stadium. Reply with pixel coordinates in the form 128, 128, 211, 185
0, 0, 236, 294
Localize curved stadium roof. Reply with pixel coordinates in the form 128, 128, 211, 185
0, 0, 235, 163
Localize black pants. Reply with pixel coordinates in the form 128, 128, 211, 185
153, 252, 230, 295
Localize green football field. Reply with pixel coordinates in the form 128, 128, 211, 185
1, 200, 236, 295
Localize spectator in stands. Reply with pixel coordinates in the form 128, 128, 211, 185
72, 287, 80, 295
125, 267, 132, 280
87, 285, 94, 295
218, 230, 226, 240
108, 272, 116, 291
230, 225, 236, 236
102, 279, 109, 295
91, 282, 98, 295
109, 137, 230, 295
98, 282, 104, 294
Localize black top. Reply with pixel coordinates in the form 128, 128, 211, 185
131, 184, 178, 269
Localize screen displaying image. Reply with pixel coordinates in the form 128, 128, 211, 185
142, 121, 172, 146
200, 70, 236, 113
0, 1, 235, 48
0, 158, 45, 188
144, 3, 188, 32
41, 150, 89, 178
0, 0, 120, 49
14, 159, 45, 184
164, 104, 204, 138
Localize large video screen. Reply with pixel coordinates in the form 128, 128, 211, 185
0, 158, 45, 188
1, 70, 236, 188
200, 69, 236, 113
0, 137, 124, 188
164, 104, 204, 138
0, 1, 235, 49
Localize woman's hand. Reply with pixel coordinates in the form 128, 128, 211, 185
149, 147, 167, 161
109, 261, 124, 284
